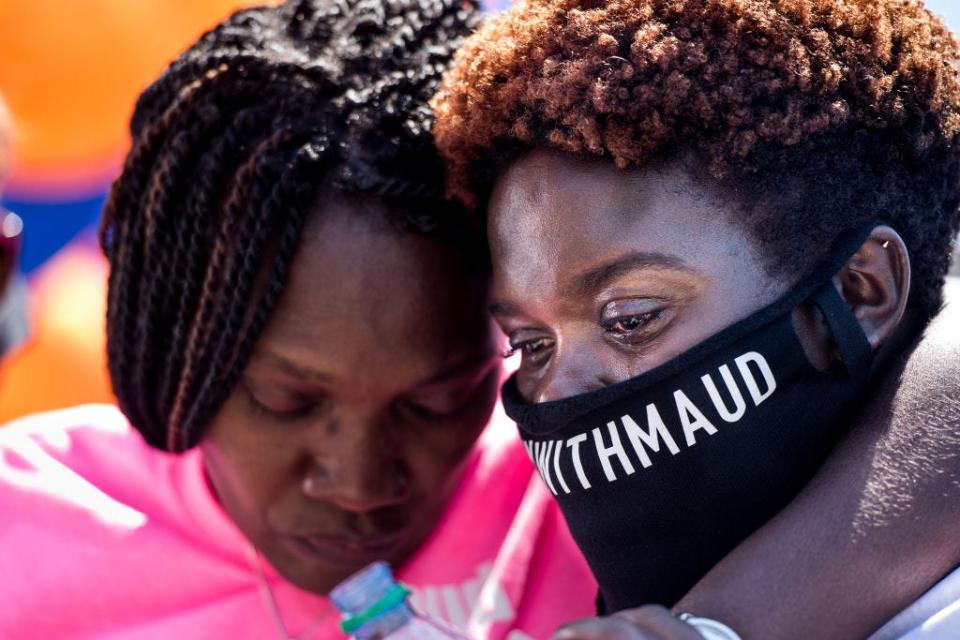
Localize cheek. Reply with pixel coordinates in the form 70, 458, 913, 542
515, 324, 637, 399
633, 278, 784, 369
200, 395, 299, 530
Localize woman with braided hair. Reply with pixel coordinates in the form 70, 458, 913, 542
0, 1, 598, 637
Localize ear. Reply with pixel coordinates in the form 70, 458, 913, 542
833, 225, 911, 350
792, 225, 911, 369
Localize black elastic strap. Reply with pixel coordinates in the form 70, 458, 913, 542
811, 282, 873, 387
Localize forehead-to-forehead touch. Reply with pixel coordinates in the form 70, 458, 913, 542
489, 150, 567, 266
492, 148, 639, 219
297, 190, 481, 309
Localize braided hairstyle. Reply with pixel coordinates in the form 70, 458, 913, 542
100, 0, 482, 452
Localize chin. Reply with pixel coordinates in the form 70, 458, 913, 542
265, 528, 425, 595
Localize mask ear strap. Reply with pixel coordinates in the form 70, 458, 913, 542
810, 283, 873, 386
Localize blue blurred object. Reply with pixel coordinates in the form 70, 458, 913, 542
0, 194, 104, 274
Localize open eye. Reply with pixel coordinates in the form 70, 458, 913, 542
503, 329, 553, 359
504, 337, 551, 357
600, 299, 667, 342
603, 311, 659, 333
504, 331, 555, 370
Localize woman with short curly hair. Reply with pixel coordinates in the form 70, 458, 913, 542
434, 0, 960, 637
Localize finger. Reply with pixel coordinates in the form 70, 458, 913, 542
614, 605, 704, 640
552, 616, 657, 640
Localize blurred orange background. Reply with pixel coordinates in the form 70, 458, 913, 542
0, 0, 264, 421
0, 0, 265, 195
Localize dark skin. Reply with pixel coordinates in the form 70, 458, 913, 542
677, 277, 960, 639
201, 190, 501, 594
489, 149, 958, 639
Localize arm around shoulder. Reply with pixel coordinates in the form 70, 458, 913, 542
675, 277, 960, 639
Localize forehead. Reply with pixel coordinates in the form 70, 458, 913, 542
492, 150, 735, 241
489, 151, 744, 260
258, 194, 490, 381
487, 149, 761, 287
491, 149, 649, 234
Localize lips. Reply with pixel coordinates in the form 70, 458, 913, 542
286, 530, 411, 567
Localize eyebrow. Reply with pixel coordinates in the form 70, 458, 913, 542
488, 251, 691, 318
251, 351, 332, 382
568, 251, 692, 296
489, 300, 522, 317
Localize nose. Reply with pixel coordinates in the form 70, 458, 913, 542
301, 413, 410, 512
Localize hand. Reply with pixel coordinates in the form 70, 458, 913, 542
552, 605, 703, 640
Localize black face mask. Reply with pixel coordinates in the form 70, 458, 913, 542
501, 225, 878, 613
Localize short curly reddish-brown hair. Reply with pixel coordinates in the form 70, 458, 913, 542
432, 0, 960, 318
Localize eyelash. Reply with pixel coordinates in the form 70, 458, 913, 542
242, 384, 318, 422
502, 337, 551, 359
504, 309, 665, 363
601, 310, 662, 334
396, 399, 459, 421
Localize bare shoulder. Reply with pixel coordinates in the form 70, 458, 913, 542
895, 276, 960, 412
853, 276, 960, 531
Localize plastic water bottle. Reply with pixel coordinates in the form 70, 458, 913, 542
331, 562, 470, 639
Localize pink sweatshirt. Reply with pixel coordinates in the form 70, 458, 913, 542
0, 404, 596, 639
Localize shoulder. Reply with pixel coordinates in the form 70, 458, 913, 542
1, 403, 143, 458
476, 405, 598, 628
0, 406, 247, 634
407, 403, 597, 638
0, 403, 155, 473
471, 363, 544, 479
0, 403, 178, 526
892, 277, 960, 420
2, 402, 135, 441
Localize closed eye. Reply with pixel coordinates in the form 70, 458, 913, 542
241, 380, 324, 422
